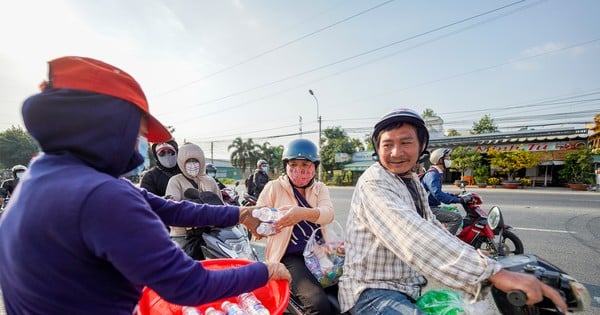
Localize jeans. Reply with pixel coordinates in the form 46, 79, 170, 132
430, 206, 462, 235
350, 289, 425, 315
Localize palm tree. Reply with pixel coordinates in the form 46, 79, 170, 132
228, 137, 260, 176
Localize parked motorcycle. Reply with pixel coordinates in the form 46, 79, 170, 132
450, 184, 524, 256
182, 188, 258, 261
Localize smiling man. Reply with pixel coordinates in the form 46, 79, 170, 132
338, 109, 566, 314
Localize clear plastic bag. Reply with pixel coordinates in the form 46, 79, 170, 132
416, 289, 494, 315
303, 220, 345, 288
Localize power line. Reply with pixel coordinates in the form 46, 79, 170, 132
154, 0, 395, 97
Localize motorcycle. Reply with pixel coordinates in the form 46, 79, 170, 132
450, 184, 524, 256
182, 188, 258, 261
493, 254, 590, 314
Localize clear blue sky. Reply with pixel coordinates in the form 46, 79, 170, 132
1, 0, 599, 159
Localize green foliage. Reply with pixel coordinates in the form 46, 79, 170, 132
520, 177, 532, 186
487, 149, 538, 181
471, 114, 498, 135
558, 148, 594, 184
449, 146, 481, 177
473, 165, 489, 183
446, 129, 461, 137
228, 137, 260, 176
321, 127, 362, 175
422, 108, 437, 118
487, 177, 500, 185
0, 126, 40, 168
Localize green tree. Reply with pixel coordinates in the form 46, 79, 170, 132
471, 114, 498, 134
447, 129, 461, 137
0, 126, 39, 168
422, 108, 436, 118
558, 148, 594, 184
257, 142, 284, 175
321, 127, 362, 178
228, 137, 260, 176
449, 146, 481, 178
487, 149, 538, 181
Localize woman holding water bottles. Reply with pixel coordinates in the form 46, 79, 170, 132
256, 138, 336, 315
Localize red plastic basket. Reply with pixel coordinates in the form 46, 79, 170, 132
137, 258, 290, 315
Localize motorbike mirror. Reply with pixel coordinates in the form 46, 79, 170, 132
235, 181, 239, 187
487, 206, 503, 231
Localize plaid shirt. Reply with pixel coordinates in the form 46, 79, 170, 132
338, 163, 502, 312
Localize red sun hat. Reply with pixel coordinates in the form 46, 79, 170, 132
42, 56, 172, 143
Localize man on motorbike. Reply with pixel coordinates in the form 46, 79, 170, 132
0, 165, 27, 206
206, 163, 226, 190
0, 56, 290, 315
421, 148, 464, 235
338, 108, 566, 314
248, 159, 270, 197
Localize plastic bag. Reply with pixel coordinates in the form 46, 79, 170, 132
303, 220, 345, 288
416, 289, 493, 315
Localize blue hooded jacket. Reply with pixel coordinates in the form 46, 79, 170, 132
0, 89, 268, 314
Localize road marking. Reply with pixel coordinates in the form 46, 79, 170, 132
513, 227, 576, 234
594, 296, 600, 305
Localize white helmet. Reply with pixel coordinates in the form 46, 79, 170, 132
429, 148, 451, 165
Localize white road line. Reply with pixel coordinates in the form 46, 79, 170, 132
513, 227, 576, 234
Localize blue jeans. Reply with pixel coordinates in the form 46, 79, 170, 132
350, 289, 425, 315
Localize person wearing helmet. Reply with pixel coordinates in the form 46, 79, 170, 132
0, 165, 28, 206
205, 162, 226, 190
338, 109, 566, 314
140, 140, 181, 197
257, 138, 336, 314
0, 56, 290, 314
421, 148, 464, 235
247, 159, 270, 197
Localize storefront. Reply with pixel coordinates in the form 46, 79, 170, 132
428, 128, 590, 186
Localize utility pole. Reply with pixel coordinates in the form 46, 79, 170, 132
308, 89, 322, 181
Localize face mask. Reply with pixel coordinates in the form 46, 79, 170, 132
287, 164, 315, 187
185, 161, 201, 177
444, 160, 453, 168
16, 172, 24, 179
262, 166, 269, 173
158, 154, 177, 168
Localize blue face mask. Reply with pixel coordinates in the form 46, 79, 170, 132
262, 166, 269, 173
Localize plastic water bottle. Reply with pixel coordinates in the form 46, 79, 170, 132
256, 222, 277, 236
204, 307, 225, 315
182, 306, 203, 315
221, 301, 247, 315
252, 207, 282, 223
238, 292, 270, 315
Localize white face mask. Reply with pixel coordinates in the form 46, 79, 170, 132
158, 154, 177, 168
16, 172, 24, 179
444, 159, 453, 168
185, 161, 201, 177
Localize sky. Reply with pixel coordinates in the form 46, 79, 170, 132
1, 0, 599, 160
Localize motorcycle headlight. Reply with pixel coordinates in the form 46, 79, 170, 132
487, 206, 502, 230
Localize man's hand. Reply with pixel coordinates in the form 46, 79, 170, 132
264, 262, 291, 282
489, 269, 567, 314
239, 206, 261, 238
